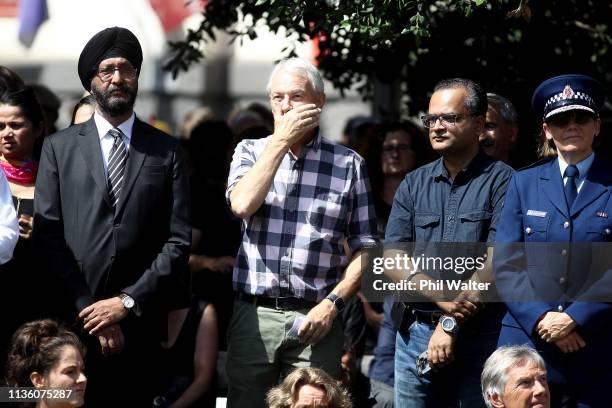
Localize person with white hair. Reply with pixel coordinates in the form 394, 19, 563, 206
481, 345, 550, 408
225, 58, 377, 407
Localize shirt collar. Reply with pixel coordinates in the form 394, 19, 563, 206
93, 111, 135, 142
431, 157, 449, 180
304, 128, 321, 152
288, 129, 322, 160
431, 149, 490, 181
557, 152, 594, 181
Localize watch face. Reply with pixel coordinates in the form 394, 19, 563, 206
442, 317, 455, 331
122, 296, 135, 309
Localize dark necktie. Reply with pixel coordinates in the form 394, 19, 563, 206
107, 128, 127, 208
564, 164, 579, 208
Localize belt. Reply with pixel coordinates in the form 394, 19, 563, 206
410, 308, 443, 325
235, 292, 317, 311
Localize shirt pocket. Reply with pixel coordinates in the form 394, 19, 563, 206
308, 192, 345, 230
414, 213, 441, 241
141, 164, 166, 176
458, 209, 492, 241
522, 215, 549, 242
586, 219, 612, 241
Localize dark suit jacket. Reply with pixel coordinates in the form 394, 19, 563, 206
495, 155, 612, 386
34, 116, 190, 337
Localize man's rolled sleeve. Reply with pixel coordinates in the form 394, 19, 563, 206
346, 158, 378, 252
226, 139, 258, 203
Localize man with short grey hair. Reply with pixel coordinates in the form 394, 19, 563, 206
225, 58, 377, 407
481, 346, 550, 408
479, 93, 519, 164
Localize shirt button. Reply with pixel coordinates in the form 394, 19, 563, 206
563, 221, 570, 229
525, 227, 532, 235
557, 305, 564, 312
559, 277, 566, 284
561, 249, 567, 256
605, 228, 611, 235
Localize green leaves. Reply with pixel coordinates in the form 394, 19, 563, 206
164, 0, 490, 81
162, 0, 612, 125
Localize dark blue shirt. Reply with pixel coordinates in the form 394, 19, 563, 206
386, 150, 513, 245
385, 150, 513, 329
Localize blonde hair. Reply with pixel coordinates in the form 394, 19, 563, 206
266, 367, 352, 408
537, 129, 558, 158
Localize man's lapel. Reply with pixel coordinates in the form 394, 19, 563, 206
77, 118, 112, 209
115, 117, 149, 215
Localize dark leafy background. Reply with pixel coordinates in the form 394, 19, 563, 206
165, 1, 612, 165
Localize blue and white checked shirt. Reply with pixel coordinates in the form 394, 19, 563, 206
226, 133, 378, 302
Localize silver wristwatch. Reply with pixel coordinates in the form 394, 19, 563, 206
439, 315, 458, 335
119, 293, 135, 310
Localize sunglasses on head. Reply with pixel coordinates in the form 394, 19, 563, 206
546, 110, 596, 127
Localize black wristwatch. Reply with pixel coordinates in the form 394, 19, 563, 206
325, 293, 345, 312
439, 315, 459, 335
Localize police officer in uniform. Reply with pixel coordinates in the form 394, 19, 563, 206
495, 74, 612, 408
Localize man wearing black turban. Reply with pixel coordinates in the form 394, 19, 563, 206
34, 27, 190, 407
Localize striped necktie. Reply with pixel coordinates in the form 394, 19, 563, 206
107, 128, 127, 208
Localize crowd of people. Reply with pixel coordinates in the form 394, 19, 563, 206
0, 25, 609, 408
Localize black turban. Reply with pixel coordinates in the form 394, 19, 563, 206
77, 27, 143, 91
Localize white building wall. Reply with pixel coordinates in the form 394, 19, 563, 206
0, 0, 369, 140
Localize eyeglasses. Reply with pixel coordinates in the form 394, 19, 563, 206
420, 113, 470, 129
96, 66, 138, 82
546, 110, 596, 128
382, 144, 413, 154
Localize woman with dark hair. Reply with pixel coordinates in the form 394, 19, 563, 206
186, 119, 241, 349
6, 319, 87, 408
0, 87, 44, 213
0, 87, 50, 373
70, 95, 95, 126
0, 66, 25, 93
365, 120, 433, 238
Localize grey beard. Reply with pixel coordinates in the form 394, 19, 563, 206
91, 84, 137, 117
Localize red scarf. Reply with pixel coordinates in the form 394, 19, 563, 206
0, 158, 38, 185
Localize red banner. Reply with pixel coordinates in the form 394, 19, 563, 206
0, 0, 18, 17
149, 0, 206, 33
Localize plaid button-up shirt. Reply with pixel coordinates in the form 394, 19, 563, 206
226, 133, 378, 302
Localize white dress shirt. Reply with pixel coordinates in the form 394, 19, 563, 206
93, 112, 134, 175
0, 171, 19, 265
